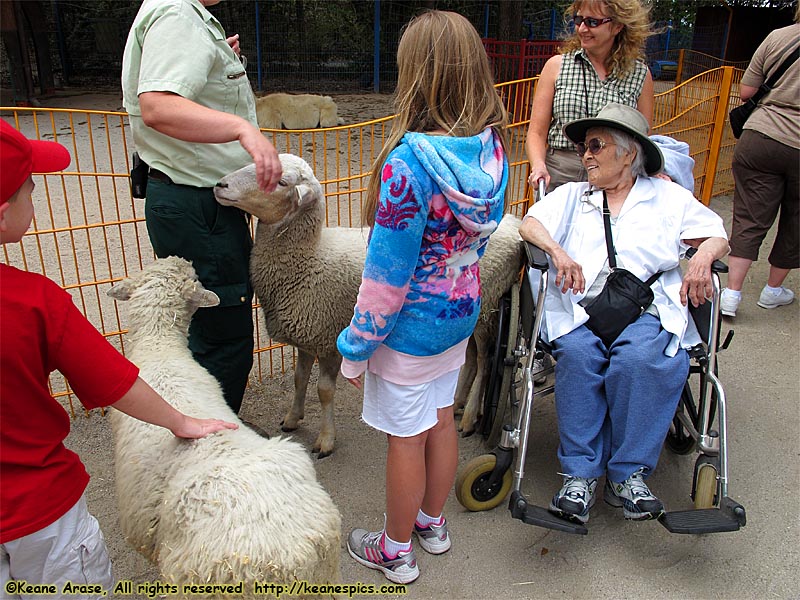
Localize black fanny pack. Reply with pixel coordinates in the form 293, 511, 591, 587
583, 191, 661, 347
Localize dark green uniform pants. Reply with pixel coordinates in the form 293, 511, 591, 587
144, 178, 253, 413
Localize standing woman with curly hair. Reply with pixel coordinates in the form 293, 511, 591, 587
526, 0, 654, 192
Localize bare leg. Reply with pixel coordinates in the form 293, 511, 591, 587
421, 406, 458, 518
767, 266, 791, 288
726, 256, 753, 291
385, 432, 428, 544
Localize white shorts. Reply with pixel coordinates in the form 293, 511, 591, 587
1, 494, 114, 600
362, 367, 459, 437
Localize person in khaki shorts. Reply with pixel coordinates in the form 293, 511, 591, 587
121, 0, 282, 412
525, 0, 654, 193
721, 13, 800, 317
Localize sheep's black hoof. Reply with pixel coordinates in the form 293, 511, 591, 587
316, 449, 333, 459
280, 420, 298, 433
460, 428, 476, 438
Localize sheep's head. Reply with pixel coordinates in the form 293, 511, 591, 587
214, 154, 323, 226
108, 257, 219, 319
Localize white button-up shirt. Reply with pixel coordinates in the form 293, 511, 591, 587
525, 176, 728, 356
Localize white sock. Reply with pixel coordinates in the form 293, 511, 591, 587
381, 531, 411, 557
765, 285, 783, 295
724, 288, 741, 299
415, 509, 443, 528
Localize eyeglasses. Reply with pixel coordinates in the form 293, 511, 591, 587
576, 138, 616, 157
572, 14, 614, 28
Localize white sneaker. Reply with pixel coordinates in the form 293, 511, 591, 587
720, 288, 741, 317
757, 286, 795, 310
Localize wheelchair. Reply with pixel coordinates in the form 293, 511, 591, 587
455, 234, 747, 536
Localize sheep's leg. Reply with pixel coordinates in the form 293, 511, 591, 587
454, 336, 478, 416
459, 342, 487, 436
281, 349, 314, 432
313, 355, 340, 458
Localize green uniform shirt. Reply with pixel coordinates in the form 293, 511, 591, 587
121, 0, 256, 187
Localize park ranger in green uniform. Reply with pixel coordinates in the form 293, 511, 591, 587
122, 0, 282, 413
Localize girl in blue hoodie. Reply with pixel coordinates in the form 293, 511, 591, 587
337, 10, 509, 584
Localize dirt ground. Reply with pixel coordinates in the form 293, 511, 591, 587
9, 91, 800, 599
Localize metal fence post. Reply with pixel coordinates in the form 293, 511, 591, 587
700, 66, 736, 204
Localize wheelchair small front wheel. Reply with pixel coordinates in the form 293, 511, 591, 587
455, 454, 512, 512
692, 456, 720, 509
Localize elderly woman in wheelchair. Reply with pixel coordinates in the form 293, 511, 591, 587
518, 103, 729, 525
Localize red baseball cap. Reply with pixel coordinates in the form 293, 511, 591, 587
1, 118, 71, 205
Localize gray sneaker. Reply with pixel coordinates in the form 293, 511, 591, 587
603, 467, 665, 521
413, 519, 451, 554
347, 528, 419, 584
757, 286, 795, 310
548, 475, 598, 524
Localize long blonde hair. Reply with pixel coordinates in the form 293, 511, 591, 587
362, 10, 509, 227
560, 0, 652, 77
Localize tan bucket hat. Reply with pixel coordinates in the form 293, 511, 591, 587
563, 103, 664, 175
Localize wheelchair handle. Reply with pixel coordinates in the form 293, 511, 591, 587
685, 246, 729, 273
524, 241, 550, 272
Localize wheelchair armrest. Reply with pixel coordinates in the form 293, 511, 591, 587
685, 246, 729, 273
525, 241, 550, 272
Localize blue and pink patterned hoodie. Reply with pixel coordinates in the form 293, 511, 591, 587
337, 127, 508, 380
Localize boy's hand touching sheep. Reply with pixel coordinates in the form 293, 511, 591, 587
111, 378, 238, 439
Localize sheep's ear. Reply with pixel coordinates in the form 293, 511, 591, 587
190, 288, 220, 308
295, 183, 318, 207
107, 279, 134, 301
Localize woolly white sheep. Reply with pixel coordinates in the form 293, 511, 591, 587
255, 93, 342, 130
214, 154, 524, 456
107, 257, 341, 596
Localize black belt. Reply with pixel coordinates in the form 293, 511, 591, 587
148, 169, 174, 184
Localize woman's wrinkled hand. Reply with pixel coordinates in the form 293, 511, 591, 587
551, 249, 585, 295
681, 250, 714, 307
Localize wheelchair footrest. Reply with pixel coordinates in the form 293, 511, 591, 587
658, 497, 746, 534
509, 490, 588, 535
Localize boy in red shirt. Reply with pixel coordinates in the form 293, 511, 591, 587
0, 119, 238, 597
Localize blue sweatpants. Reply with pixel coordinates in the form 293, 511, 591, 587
550, 314, 689, 483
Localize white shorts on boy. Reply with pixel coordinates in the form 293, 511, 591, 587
1, 494, 114, 599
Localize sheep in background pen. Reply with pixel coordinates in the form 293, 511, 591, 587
107, 257, 341, 596
255, 93, 343, 130
213, 154, 524, 456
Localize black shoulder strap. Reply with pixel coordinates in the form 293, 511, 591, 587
601, 191, 617, 269
749, 44, 800, 106
602, 190, 662, 286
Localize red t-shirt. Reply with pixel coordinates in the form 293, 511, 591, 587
0, 264, 139, 543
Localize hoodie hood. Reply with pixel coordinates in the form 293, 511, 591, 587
402, 128, 508, 234
650, 134, 695, 193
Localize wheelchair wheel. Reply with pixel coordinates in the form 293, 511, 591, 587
486, 283, 520, 448
692, 455, 720, 509
455, 454, 512, 512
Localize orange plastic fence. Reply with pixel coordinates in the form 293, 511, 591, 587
0, 68, 743, 415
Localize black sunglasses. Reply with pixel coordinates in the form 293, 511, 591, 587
572, 14, 614, 28
576, 138, 616, 157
